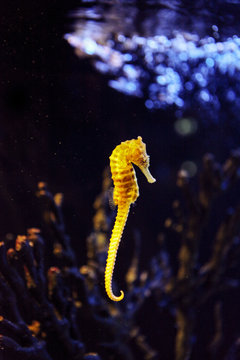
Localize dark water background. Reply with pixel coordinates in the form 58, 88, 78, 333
1, 0, 240, 257
1, 1, 240, 358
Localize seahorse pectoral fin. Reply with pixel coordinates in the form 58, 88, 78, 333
108, 187, 117, 209
140, 166, 156, 183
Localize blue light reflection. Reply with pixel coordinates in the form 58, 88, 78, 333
65, 10, 240, 118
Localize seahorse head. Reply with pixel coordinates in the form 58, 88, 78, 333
127, 136, 156, 183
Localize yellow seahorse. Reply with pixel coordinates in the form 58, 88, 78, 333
105, 136, 156, 301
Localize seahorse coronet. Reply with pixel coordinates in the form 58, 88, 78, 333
104, 136, 156, 302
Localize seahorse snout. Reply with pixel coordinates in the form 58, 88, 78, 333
140, 166, 156, 183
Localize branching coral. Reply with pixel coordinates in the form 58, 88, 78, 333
148, 151, 240, 360
0, 178, 157, 360
0, 151, 240, 359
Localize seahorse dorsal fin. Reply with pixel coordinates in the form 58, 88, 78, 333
108, 187, 116, 210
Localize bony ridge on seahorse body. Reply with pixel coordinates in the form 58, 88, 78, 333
105, 136, 156, 301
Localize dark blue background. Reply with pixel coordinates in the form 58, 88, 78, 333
1, 2, 240, 359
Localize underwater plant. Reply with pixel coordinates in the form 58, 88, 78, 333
0, 180, 157, 360
0, 150, 240, 359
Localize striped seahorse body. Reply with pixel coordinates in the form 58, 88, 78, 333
105, 136, 156, 301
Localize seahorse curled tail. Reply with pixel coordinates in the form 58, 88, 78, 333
105, 201, 130, 301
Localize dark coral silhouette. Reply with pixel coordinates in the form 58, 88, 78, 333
0, 151, 240, 360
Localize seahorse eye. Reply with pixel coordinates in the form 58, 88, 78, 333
140, 155, 149, 168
